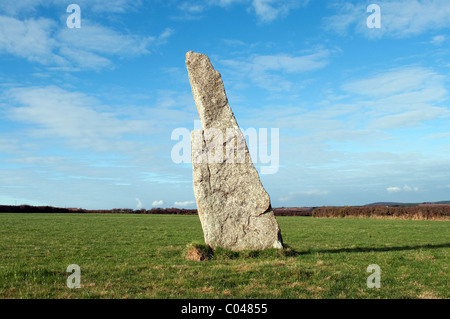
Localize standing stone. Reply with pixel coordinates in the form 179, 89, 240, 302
186, 51, 283, 251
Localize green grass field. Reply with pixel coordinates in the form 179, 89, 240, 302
0, 213, 448, 299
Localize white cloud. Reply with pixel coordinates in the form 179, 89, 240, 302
5, 86, 150, 151
136, 198, 143, 209
175, 0, 308, 23
152, 200, 164, 207
156, 28, 175, 46
174, 0, 247, 21
251, 0, 309, 23
173, 200, 196, 207
140, 172, 191, 185
83, 0, 143, 13
342, 67, 450, 129
0, 16, 61, 65
387, 185, 419, 193
325, 0, 450, 38
251, 51, 330, 73
342, 67, 444, 98
387, 186, 402, 193
0, 0, 141, 16
178, 2, 207, 14
0, 137, 23, 154
0, 14, 169, 71
252, 0, 284, 23
222, 50, 331, 91
0, 0, 46, 16
431, 35, 446, 45
57, 22, 155, 56
369, 108, 450, 130
211, 0, 248, 7
56, 46, 112, 71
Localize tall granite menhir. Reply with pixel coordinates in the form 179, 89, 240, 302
186, 51, 283, 251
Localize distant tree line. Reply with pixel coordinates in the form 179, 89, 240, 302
312, 205, 450, 220
1, 204, 448, 220
0, 205, 197, 215
0, 205, 313, 216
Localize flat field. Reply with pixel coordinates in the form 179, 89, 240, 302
0, 213, 448, 299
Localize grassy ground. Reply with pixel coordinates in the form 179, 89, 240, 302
0, 213, 448, 299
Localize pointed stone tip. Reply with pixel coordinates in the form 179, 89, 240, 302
185, 51, 209, 65
186, 50, 194, 58
186, 51, 199, 61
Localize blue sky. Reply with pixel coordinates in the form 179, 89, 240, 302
0, 0, 449, 209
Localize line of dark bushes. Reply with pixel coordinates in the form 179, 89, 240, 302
0, 205, 85, 214
272, 207, 313, 216
1, 205, 449, 220
0, 205, 313, 216
312, 205, 450, 220
0, 205, 197, 215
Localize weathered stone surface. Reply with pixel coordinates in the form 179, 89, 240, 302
186, 51, 283, 251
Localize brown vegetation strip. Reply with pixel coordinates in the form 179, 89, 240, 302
312, 205, 450, 221
1, 204, 449, 220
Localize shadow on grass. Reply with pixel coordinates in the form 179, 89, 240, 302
183, 242, 450, 261
184, 243, 301, 260
299, 243, 450, 255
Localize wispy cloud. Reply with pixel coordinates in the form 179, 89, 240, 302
156, 28, 175, 46
0, 16, 60, 65
0, 14, 170, 71
251, 0, 308, 23
342, 66, 450, 129
0, 0, 142, 16
387, 185, 419, 193
173, 200, 196, 207
5, 86, 150, 151
0, 137, 25, 154
173, 0, 246, 20
250, 51, 330, 73
370, 108, 449, 130
386, 186, 401, 193
221, 49, 331, 91
152, 200, 164, 207
136, 197, 143, 209
57, 22, 155, 55
247, 62, 450, 207
342, 67, 444, 98
174, 0, 308, 23
431, 35, 446, 46
178, 1, 207, 15
325, 0, 450, 38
